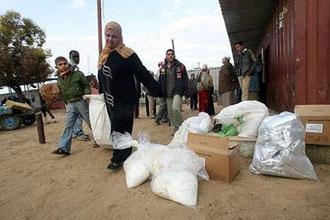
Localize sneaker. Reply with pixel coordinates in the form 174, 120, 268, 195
44, 117, 50, 124
92, 142, 100, 148
52, 148, 70, 156
107, 162, 122, 171
76, 135, 90, 141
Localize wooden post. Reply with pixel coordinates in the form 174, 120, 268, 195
36, 112, 45, 144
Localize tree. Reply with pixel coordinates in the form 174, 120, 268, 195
0, 11, 52, 102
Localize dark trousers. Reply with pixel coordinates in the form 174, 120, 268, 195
41, 106, 55, 119
190, 93, 198, 110
110, 103, 134, 164
134, 100, 139, 118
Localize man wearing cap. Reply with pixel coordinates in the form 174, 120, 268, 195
52, 56, 94, 155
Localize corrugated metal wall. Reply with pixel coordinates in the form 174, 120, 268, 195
258, 0, 330, 112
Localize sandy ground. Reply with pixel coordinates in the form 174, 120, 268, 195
0, 103, 329, 220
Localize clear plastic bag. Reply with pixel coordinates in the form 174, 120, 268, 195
111, 131, 139, 150
249, 112, 317, 180
169, 112, 212, 148
214, 100, 269, 137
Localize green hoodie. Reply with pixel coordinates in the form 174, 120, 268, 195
57, 70, 91, 103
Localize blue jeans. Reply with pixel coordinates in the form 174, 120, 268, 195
73, 116, 84, 137
59, 100, 91, 152
155, 97, 167, 122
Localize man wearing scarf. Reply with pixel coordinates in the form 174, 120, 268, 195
97, 21, 163, 171
52, 56, 92, 155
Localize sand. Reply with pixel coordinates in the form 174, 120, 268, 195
0, 104, 329, 220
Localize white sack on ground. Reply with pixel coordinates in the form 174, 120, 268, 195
123, 133, 169, 188
123, 133, 209, 207
150, 148, 208, 207
213, 100, 269, 137
124, 151, 150, 188
84, 94, 111, 145
168, 112, 212, 148
249, 112, 317, 180
151, 171, 198, 207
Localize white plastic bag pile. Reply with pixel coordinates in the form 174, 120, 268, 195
168, 112, 212, 148
123, 133, 208, 207
249, 112, 317, 180
213, 100, 269, 137
84, 94, 111, 145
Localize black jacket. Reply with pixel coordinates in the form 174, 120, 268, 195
98, 51, 163, 110
158, 59, 188, 97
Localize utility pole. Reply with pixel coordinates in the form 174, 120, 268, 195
97, 0, 103, 54
87, 54, 90, 74
171, 39, 175, 53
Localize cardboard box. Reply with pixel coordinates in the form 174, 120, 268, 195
187, 132, 240, 182
294, 105, 330, 146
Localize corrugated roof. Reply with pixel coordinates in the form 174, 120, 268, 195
219, 0, 276, 53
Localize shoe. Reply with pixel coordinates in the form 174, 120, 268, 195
92, 142, 100, 148
52, 148, 70, 156
155, 120, 160, 125
107, 162, 122, 171
76, 135, 90, 141
162, 119, 169, 123
51, 118, 57, 123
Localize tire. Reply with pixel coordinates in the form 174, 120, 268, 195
0, 114, 21, 131
21, 114, 36, 126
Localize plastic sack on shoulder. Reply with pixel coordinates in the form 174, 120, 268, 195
84, 94, 111, 145
168, 112, 212, 148
213, 100, 269, 137
249, 112, 317, 180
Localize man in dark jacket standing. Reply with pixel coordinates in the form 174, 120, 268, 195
158, 49, 188, 134
52, 56, 92, 155
188, 73, 198, 110
234, 41, 257, 101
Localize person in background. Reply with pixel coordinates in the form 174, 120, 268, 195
144, 71, 156, 118
158, 49, 188, 134
188, 73, 198, 111
155, 61, 169, 125
197, 64, 213, 113
248, 58, 262, 101
52, 56, 97, 156
39, 93, 56, 123
234, 41, 257, 101
218, 57, 238, 107
69, 50, 90, 141
97, 21, 163, 170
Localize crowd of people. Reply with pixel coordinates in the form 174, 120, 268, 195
50, 21, 259, 172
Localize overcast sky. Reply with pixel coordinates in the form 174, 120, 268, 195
1, 0, 232, 80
